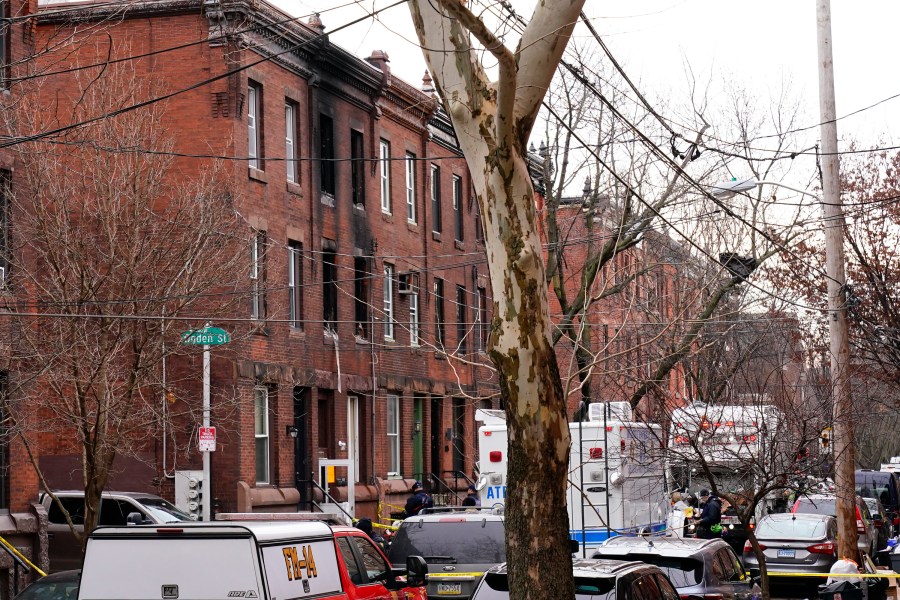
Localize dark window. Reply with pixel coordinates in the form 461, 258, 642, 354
323, 248, 337, 332
351, 130, 365, 206
288, 241, 303, 329
434, 278, 445, 346
318, 390, 335, 457
319, 114, 335, 195
452, 397, 465, 472
594, 555, 703, 587
475, 199, 484, 242
99, 499, 141, 526
0, 371, 7, 509
453, 175, 463, 242
47, 497, 85, 525
477, 287, 488, 352
352, 536, 389, 581
337, 537, 363, 585
354, 257, 369, 339
387, 520, 506, 565
250, 230, 267, 320
456, 285, 467, 354
431, 165, 441, 233
0, 2, 8, 90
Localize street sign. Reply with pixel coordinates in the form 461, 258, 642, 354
198, 426, 216, 452
182, 326, 231, 346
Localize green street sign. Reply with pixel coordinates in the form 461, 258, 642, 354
181, 326, 231, 346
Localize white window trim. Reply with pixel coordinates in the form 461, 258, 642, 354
452, 175, 463, 240
383, 264, 394, 340
254, 386, 269, 485
409, 292, 419, 347
387, 394, 400, 475
285, 103, 296, 183
431, 164, 441, 233
248, 85, 259, 170
288, 243, 301, 327
251, 233, 263, 320
405, 153, 416, 223
380, 140, 391, 214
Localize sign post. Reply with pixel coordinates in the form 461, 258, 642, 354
182, 325, 230, 521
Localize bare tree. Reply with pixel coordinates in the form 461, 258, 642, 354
2, 57, 248, 547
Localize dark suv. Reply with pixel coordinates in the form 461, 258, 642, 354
388, 507, 505, 599
590, 536, 753, 600
472, 558, 683, 600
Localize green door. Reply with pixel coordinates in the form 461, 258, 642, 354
413, 396, 423, 479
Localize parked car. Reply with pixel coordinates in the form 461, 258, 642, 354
471, 558, 686, 600
743, 513, 838, 596
857, 469, 900, 531
388, 507, 505, 600
14, 570, 80, 600
863, 496, 893, 560
40, 490, 191, 571
79, 519, 427, 600
590, 536, 753, 600
791, 493, 877, 559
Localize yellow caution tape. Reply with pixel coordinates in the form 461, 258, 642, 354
0, 534, 46, 577
766, 572, 900, 578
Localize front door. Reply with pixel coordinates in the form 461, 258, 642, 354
293, 387, 310, 508
413, 396, 423, 480
430, 396, 442, 483
348, 395, 360, 484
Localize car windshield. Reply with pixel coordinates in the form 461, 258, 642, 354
756, 518, 827, 539
595, 554, 702, 587
856, 476, 892, 503
794, 498, 836, 516
137, 498, 191, 522
16, 574, 80, 600
475, 572, 615, 600
388, 521, 506, 565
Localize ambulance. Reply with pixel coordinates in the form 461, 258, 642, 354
77, 518, 427, 600
475, 402, 668, 553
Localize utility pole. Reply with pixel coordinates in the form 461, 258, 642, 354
817, 0, 855, 560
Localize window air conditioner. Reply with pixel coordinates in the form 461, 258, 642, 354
398, 272, 419, 295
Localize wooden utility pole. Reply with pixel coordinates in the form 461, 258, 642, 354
817, 0, 856, 561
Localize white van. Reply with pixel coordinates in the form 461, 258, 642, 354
77, 520, 427, 600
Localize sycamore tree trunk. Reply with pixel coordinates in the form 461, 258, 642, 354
408, 1, 585, 597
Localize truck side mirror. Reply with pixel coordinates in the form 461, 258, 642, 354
406, 556, 427, 587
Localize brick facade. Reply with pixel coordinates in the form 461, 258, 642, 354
24, 0, 496, 528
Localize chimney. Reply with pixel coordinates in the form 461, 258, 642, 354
366, 50, 391, 87
307, 12, 324, 34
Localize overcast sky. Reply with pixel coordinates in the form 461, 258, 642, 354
271, 0, 898, 148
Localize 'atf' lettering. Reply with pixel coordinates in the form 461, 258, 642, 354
485, 485, 506, 500
282, 545, 318, 581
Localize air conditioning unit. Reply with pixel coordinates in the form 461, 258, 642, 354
398, 272, 419, 295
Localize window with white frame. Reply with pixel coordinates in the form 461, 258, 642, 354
431, 164, 441, 234
387, 394, 400, 475
380, 140, 391, 213
254, 386, 269, 484
405, 153, 416, 223
383, 264, 394, 340
409, 292, 419, 347
288, 241, 302, 329
250, 230, 266, 320
453, 175, 463, 241
248, 83, 261, 170
285, 102, 297, 183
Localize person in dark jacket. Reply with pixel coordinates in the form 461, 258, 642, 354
462, 485, 480, 507
355, 518, 386, 547
694, 489, 722, 539
404, 481, 433, 517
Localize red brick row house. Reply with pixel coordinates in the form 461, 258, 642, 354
5, 0, 498, 553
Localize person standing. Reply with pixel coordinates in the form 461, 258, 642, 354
694, 489, 722, 540
404, 481, 433, 517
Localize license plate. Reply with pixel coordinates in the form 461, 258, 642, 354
436, 583, 462, 595
778, 549, 796, 558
